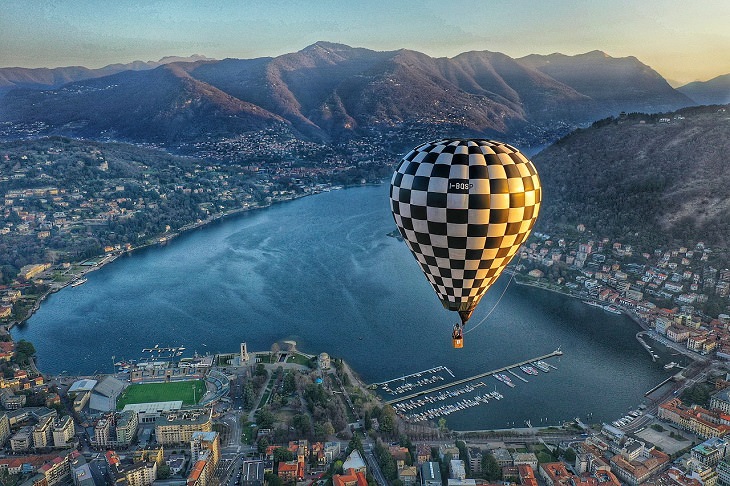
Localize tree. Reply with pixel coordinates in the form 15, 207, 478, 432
157, 464, 171, 479
271, 342, 280, 356
455, 441, 470, 476
481, 453, 501, 481
374, 441, 398, 480
16, 340, 35, 356
257, 437, 270, 454
256, 408, 275, 429
13, 339, 37, 365
242, 381, 255, 410
255, 363, 267, 376
563, 448, 576, 463
379, 405, 397, 436
265, 472, 283, 486
348, 434, 364, 456
292, 414, 311, 437
440, 453, 452, 483
283, 372, 296, 395
314, 421, 335, 441
274, 447, 295, 464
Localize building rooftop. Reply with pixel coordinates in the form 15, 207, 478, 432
154, 408, 211, 426
492, 448, 513, 462
513, 452, 538, 462
343, 450, 366, 472
93, 376, 126, 398
421, 461, 442, 482
122, 400, 182, 414
191, 431, 218, 442
242, 460, 265, 483
68, 379, 97, 393
117, 409, 137, 427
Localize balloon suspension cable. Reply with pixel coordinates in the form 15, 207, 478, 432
464, 250, 524, 335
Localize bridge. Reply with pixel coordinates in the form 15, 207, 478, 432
383, 348, 563, 405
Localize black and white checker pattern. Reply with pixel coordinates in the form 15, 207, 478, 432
390, 139, 541, 319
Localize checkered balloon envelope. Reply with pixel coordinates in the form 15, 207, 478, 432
390, 139, 541, 326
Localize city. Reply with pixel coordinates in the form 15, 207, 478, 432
2, 2, 730, 486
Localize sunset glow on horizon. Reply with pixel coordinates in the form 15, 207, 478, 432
1, 0, 729, 85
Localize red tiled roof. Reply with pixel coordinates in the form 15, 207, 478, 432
278, 462, 298, 473
333, 468, 368, 486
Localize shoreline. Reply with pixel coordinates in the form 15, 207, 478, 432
9, 183, 377, 331
514, 278, 705, 364
12, 186, 703, 434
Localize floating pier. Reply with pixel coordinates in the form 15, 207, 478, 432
384, 349, 563, 405
645, 375, 677, 397
373, 365, 450, 387
508, 369, 529, 383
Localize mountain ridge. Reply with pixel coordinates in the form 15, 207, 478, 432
0, 55, 214, 95
678, 73, 730, 105
0, 43, 698, 147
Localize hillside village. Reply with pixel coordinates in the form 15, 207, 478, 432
517, 228, 730, 357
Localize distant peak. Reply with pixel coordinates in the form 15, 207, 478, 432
581, 49, 611, 58
302, 41, 354, 52
156, 54, 214, 63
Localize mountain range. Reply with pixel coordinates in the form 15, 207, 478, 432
0, 42, 707, 147
677, 73, 730, 106
0, 55, 213, 96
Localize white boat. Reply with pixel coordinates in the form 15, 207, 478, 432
664, 362, 678, 370
520, 365, 539, 376
495, 374, 515, 387
532, 361, 550, 372
71, 278, 88, 287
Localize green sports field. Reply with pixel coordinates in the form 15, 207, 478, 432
116, 380, 206, 409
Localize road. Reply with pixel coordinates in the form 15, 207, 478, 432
222, 412, 242, 447
364, 442, 388, 486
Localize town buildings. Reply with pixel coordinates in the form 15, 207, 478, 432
154, 408, 212, 445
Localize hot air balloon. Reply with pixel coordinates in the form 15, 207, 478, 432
390, 139, 541, 348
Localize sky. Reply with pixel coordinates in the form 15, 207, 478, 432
2, 0, 729, 85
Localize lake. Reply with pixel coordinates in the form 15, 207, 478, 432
14, 184, 671, 430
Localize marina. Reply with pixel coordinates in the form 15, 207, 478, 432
398, 390, 507, 422
381, 349, 563, 413
376, 365, 455, 395
384, 350, 562, 422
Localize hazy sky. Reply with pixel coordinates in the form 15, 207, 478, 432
2, 0, 729, 85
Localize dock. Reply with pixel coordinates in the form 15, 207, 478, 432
508, 369, 528, 383
645, 375, 677, 397
373, 365, 450, 387
636, 332, 658, 362
384, 349, 563, 405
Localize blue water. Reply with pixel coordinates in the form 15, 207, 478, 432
14, 184, 670, 430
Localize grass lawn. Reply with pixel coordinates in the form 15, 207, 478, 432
241, 420, 255, 444
117, 380, 205, 409
286, 353, 312, 366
